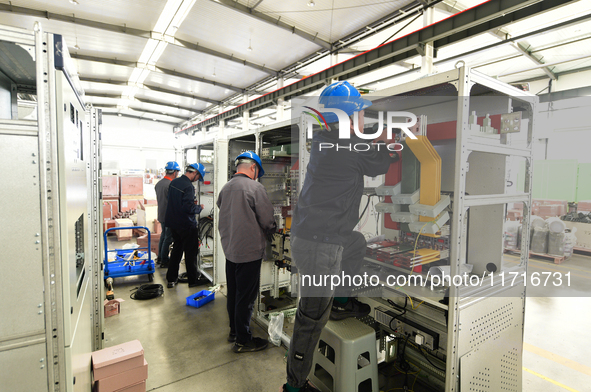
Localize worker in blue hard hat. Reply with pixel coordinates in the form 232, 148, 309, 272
283, 81, 398, 392
164, 163, 206, 288
217, 151, 276, 353
155, 161, 181, 268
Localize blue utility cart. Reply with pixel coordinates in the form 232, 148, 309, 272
104, 226, 155, 282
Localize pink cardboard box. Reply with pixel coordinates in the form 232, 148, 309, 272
102, 176, 119, 197
104, 299, 124, 318
120, 177, 144, 196
116, 381, 145, 392
92, 340, 144, 381
94, 359, 148, 392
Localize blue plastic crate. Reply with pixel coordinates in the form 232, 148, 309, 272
186, 290, 215, 308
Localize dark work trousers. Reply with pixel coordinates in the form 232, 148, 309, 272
225, 258, 262, 345
157, 226, 173, 265
167, 227, 199, 285
286, 231, 366, 388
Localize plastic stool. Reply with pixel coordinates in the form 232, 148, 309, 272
309, 318, 379, 392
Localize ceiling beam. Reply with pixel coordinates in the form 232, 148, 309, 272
488, 30, 558, 80
79, 76, 221, 105
171, 36, 277, 75
181, 0, 577, 132
142, 84, 221, 105
512, 42, 558, 80
70, 54, 137, 67
79, 77, 128, 86
133, 97, 200, 114
0, 4, 276, 75
98, 104, 191, 120
154, 67, 243, 93
101, 110, 179, 126
85, 93, 195, 118
70, 53, 244, 93
439, 0, 558, 80
251, 0, 264, 10
209, 0, 332, 50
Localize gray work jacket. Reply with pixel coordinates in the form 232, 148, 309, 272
216, 173, 276, 263
155, 176, 173, 226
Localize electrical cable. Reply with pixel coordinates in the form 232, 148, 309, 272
130, 284, 164, 300
387, 297, 407, 331
418, 346, 446, 372
357, 194, 373, 225
398, 335, 411, 389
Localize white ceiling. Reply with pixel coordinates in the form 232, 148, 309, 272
0, 0, 590, 127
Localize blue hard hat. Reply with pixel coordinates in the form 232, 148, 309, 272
318, 81, 372, 123
235, 151, 265, 178
187, 163, 206, 182
165, 161, 181, 171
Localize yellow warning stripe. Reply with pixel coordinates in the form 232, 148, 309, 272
522, 367, 580, 392
524, 343, 591, 377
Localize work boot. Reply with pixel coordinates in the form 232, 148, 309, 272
188, 275, 210, 287
232, 337, 268, 353
167, 280, 177, 288
329, 298, 371, 321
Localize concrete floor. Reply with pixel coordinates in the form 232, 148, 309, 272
104, 241, 591, 392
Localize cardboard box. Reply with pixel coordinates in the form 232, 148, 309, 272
116, 381, 145, 392
94, 359, 148, 392
563, 221, 591, 250
120, 176, 144, 196
91, 340, 144, 380
115, 219, 134, 240
104, 219, 117, 232
104, 299, 124, 318
137, 205, 158, 232
102, 176, 119, 197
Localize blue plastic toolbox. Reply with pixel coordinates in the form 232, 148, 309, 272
186, 290, 215, 308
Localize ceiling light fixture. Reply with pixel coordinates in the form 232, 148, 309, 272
248, 38, 253, 52
307, 0, 315, 7
69, 0, 79, 5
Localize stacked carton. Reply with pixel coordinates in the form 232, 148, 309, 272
120, 176, 143, 213
92, 340, 148, 392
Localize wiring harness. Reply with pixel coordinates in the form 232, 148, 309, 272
130, 284, 164, 300
199, 215, 214, 249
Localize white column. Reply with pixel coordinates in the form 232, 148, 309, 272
277, 77, 284, 121
330, 51, 339, 84
242, 94, 250, 133
421, 8, 434, 74
218, 106, 226, 138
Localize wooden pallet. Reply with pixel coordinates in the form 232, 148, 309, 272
504, 248, 566, 265
529, 251, 566, 265
573, 246, 591, 256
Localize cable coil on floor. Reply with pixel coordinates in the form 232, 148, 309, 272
130, 284, 164, 300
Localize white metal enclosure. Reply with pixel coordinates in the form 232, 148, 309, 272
0, 23, 102, 392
